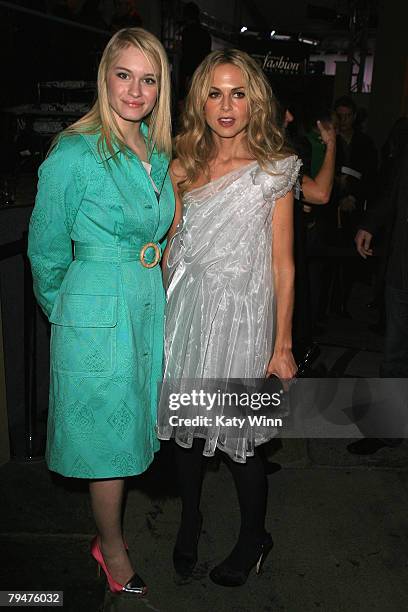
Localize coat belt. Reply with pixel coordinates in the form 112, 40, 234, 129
73, 242, 162, 267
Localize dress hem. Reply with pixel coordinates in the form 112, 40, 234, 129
157, 430, 276, 463
45, 449, 159, 479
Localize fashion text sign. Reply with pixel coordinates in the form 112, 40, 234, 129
263, 52, 304, 74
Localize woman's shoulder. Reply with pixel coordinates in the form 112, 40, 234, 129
170, 158, 187, 180
45, 132, 94, 166
169, 159, 189, 193
265, 153, 302, 175
252, 154, 302, 200
39, 133, 95, 183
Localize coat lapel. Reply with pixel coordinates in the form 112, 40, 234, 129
78, 129, 170, 234
79, 126, 170, 197
141, 122, 170, 196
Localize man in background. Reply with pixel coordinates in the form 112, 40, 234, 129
179, 2, 212, 99
349, 125, 408, 454
331, 96, 377, 317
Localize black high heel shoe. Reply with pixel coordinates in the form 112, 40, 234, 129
173, 512, 203, 578
209, 532, 273, 587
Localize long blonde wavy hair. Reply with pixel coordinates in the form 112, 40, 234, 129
58, 28, 172, 159
175, 48, 291, 193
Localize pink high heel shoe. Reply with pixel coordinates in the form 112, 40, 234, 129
91, 536, 147, 596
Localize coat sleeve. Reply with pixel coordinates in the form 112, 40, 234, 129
27, 136, 89, 318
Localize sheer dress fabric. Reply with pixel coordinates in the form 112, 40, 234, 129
157, 155, 301, 462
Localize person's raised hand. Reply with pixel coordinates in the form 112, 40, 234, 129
317, 120, 336, 147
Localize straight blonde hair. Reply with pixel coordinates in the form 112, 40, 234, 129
57, 28, 172, 159
175, 48, 292, 193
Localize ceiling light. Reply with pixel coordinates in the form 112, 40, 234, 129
273, 34, 291, 41
298, 35, 319, 46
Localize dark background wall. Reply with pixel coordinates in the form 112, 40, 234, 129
0, 4, 109, 108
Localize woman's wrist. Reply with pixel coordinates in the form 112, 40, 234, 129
273, 344, 293, 354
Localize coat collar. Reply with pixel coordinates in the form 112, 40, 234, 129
79, 131, 119, 163
79, 125, 170, 193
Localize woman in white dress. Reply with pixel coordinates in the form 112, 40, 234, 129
157, 49, 301, 586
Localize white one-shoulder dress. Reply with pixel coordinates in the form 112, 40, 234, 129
157, 155, 301, 462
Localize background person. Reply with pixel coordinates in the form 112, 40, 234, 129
179, 1, 212, 100
280, 99, 336, 363
348, 121, 408, 455
330, 95, 377, 318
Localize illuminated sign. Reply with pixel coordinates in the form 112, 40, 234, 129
255, 52, 305, 75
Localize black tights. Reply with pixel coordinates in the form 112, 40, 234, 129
173, 439, 268, 565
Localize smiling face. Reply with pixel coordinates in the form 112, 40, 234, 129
106, 45, 158, 132
204, 63, 250, 140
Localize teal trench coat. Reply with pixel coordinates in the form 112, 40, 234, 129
28, 126, 175, 478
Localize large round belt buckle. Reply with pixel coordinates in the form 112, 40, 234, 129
140, 242, 161, 268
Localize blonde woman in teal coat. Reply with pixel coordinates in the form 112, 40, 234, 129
28, 28, 175, 596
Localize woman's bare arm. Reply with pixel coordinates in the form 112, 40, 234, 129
161, 159, 185, 285
266, 190, 298, 379
301, 121, 336, 205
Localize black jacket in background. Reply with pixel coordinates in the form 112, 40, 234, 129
336, 130, 378, 208
360, 145, 408, 290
